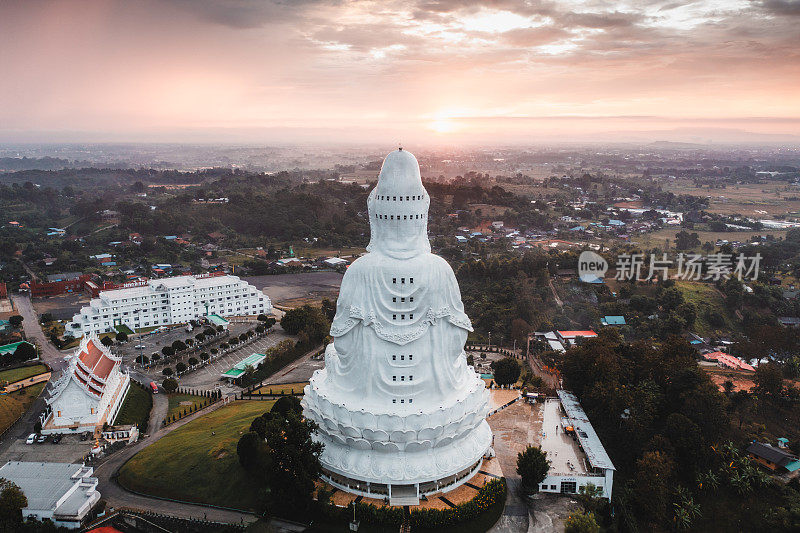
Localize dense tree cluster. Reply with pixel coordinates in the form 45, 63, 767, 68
280, 305, 330, 346
237, 397, 322, 517
457, 252, 553, 341
560, 332, 800, 530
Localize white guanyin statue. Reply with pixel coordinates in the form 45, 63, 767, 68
302, 148, 492, 504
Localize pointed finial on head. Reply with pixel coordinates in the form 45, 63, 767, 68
398, 141, 403, 151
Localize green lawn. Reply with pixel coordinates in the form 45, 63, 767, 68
167, 393, 207, 419
0, 383, 46, 435
675, 281, 739, 336
0, 364, 49, 385
118, 400, 274, 511
114, 382, 153, 433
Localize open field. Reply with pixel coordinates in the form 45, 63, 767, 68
0, 364, 48, 384
0, 382, 46, 436
114, 382, 153, 432
702, 367, 755, 392
167, 392, 207, 419
118, 399, 274, 511
632, 227, 788, 251
31, 293, 89, 320
664, 178, 800, 217
243, 271, 343, 306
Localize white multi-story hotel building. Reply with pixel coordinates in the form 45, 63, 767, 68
68, 273, 271, 336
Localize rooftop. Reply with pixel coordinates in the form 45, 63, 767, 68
0, 462, 91, 511
222, 352, 266, 378
558, 390, 615, 471
557, 330, 598, 338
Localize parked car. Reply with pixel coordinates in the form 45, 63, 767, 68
135, 344, 146, 349
36, 434, 47, 443
52, 434, 62, 444
26, 434, 36, 445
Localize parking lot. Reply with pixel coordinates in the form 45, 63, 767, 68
174, 331, 293, 390
115, 321, 252, 364
1, 432, 93, 464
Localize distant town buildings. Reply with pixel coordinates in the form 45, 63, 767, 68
68, 273, 271, 336
41, 336, 130, 435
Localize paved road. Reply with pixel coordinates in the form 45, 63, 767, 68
10, 294, 71, 372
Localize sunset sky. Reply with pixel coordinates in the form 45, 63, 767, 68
1, 0, 799, 144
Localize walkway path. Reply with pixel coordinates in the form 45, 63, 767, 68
548, 278, 563, 308
10, 294, 71, 373
487, 401, 542, 533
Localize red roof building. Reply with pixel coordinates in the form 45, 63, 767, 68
42, 336, 130, 434
703, 351, 755, 372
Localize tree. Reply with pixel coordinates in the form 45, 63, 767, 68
577, 483, 604, 515
12, 342, 36, 363
162, 367, 173, 376
511, 318, 531, 347
162, 346, 175, 357
467, 354, 475, 366
0, 478, 27, 530
723, 380, 735, 395
136, 354, 150, 365
172, 340, 186, 352
516, 445, 550, 493
632, 451, 675, 524
176, 362, 187, 373
8, 315, 23, 328
674, 231, 700, 250
188, 357, 198, 366
492, 358, 521, 386
240, 404, 323, 516
116, 331, 128, 343
564, 510, 601, 533
320, 299, 336, 322
100, 336, 114, 347
280, 305, 329, 343
39, 313, 54, 324
754, 362, 783, 396
162, 377, 178, 393
237, 431, 271, 470
272, 396, 302, 417
200, 352, 210, 361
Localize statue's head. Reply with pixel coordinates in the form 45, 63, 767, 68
366, 149, 431, 259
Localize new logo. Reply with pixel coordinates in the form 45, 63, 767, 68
578, 251, 608, 283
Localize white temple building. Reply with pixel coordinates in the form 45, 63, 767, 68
42, 336, 130, 435
302, 149, 492, 505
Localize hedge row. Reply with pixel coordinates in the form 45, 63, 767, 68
319, 477, 506, 529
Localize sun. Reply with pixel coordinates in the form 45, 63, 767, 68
430, 118, 457, 134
